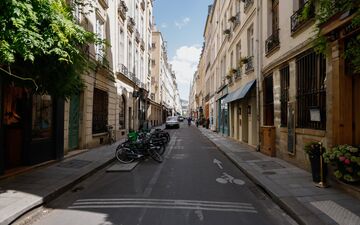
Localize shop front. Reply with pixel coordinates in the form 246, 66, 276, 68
0, 77, 64, 175
217, 85, 228, 135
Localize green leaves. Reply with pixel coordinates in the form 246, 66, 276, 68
0, 0, 97, 98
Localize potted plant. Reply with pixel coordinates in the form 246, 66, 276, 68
323, 145, 360, 183
240, 56, 249, 64
304, 141, 327, 183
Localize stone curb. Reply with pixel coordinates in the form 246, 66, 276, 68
200, 129, 325, 225
2, 157, 116, 225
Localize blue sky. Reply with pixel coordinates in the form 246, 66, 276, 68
153, 0, 213, 100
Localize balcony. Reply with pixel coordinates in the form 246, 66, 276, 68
118, 1, 128, 21
98, 0, 109, 9
243, 0, 254, 13
127, 17, 136, 33
234, 68, 242, 80
140, 39, 145, 51
135, 30, 140, 43
223, 29, 231, 35
245, 56, 254, 73
140, 0, 145, 11
290, 1, 315, 34
229, 12, 241, 29
265, 29, 280, 55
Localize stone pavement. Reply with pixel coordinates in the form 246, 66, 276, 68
198, 127, 360, 225
0, 140, 123, 225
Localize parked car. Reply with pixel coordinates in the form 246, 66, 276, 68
178, 116, 184, 122
166, 116, 180, 129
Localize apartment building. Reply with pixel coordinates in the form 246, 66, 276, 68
150, 28, 180, 123
199, 0, 259, 146
64, 0, 153, 152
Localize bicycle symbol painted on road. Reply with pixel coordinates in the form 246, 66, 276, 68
216, 172, 245, 186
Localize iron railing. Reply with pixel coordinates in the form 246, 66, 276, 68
118, 1, 128, 20
290, 1, 315, 33
265, 29, 280, 54
245, 56, 254, 73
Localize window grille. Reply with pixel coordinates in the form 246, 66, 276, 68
92, 88, 108, 133
296, 51, 326, 130
280, 65, 290, 127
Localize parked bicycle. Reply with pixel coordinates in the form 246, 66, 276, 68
115, 128, 170, 164
106, 125, 116, 145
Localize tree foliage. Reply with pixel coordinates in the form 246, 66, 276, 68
311, 0, 360, 73
0, 0, 98, 98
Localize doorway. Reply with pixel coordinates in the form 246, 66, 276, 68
68, 94, 80, 150
353, 75, 360, 145
2, 84, 28, 169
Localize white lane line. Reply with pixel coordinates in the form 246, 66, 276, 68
72, 202, 255, 210
311, 200, 360, 225
68, 205, 257, 213
75, 198, 252, 206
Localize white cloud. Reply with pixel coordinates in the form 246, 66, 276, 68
174, 17, 190, 29
161, 23, 168, 28
170, 45, 201, 100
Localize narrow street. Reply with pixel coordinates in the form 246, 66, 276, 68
16, 123, 296, 225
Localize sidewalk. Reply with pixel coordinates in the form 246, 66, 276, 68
0, 124, 167, 225
198, 127, 360, 225
0, 140, 122, 225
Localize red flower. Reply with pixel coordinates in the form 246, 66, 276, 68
344, 158, 351, 165
339, 156, 346, 162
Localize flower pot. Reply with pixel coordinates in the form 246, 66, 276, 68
309, 155, 327, 183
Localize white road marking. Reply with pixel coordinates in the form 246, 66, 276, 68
213, 158, 223, 169
311, 200, 360, 225
70, 198, 257, 213
216, 172, 245, 186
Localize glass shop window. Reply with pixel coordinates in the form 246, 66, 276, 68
32, 95, 53, 140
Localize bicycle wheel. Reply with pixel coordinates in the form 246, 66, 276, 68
148, 148, 163, 163
115, 146, 134, 163
156, 145, 165, 155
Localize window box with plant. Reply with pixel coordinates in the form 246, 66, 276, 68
223, 29, 231, 35
323, 145, 360, 183
304, 141, 327, 183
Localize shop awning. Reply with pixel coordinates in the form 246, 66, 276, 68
223, 79, 256, 104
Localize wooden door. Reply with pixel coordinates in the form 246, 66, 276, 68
68, 94, 80, 150
353, 76, 360, 145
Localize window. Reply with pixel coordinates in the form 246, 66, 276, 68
152, 43, 156, 48
119, 95, 125, 129
247, 25, 254, 56
264, 75, 274, 126
271, 0, 279, 33
128, 41, 132, 71
32, 95, 53, 140
119, 27, 124, 66
280, 65, 290, 127
92, 88, 108, 134
95, 18, 105, 61
296, 51, 326, 129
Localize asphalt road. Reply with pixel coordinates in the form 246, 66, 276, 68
16, 122, 297, 225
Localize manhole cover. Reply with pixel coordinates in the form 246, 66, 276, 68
255, 161, 284, 170
262, 171, 276, 175
57, 159, 91, 169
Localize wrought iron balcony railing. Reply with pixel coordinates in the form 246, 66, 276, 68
127, 17, 135, 33
118, 1, 128, 21
135, 30, 140, 43
290, 1, 315, 33
234, 68, 242, 80
265, 29, 280, 54
245, 56, 254, 73
244, 0, 254, 12
140, 39, 145, 50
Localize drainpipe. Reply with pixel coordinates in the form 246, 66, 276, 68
256, 0, 262, 151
